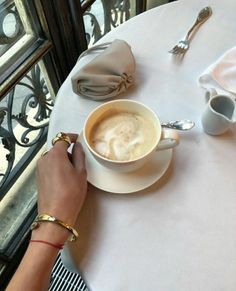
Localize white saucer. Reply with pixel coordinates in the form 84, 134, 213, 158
80, 134, 173, 194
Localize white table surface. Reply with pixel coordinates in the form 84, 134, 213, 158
47, 0, 236, 290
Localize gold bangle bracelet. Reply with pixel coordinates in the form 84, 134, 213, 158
30, 214, 78, 242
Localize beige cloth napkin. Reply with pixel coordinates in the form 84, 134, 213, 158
71, 39, 135, 100
199, 46, 236, 98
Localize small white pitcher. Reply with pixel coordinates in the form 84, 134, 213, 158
201, 88, 236, 135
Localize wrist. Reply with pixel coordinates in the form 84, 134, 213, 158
31, 222, 69, 245
31, 214, 79, 242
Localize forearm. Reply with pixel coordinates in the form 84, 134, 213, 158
6, 223, 69, 291
7, 136, 87, 291
6, 242, 59, 291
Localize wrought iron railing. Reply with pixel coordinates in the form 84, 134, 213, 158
0, 63, 53, 198
82, 0, 132, 46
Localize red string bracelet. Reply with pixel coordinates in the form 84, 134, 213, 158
30, 240, 64, 250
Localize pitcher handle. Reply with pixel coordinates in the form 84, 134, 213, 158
205, 88, 217, 102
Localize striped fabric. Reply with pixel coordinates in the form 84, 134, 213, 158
49, 254, 88, 291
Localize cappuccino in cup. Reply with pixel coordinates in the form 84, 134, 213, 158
83, 99, 179, 172
89, 111, 157, 161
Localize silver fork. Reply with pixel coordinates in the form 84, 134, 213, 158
169, 6, 212, 55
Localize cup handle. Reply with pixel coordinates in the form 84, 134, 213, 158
156, 129, 180, 151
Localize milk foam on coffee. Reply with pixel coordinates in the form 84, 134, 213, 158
89, 112, 156, 161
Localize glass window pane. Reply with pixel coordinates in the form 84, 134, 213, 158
0, 0, 26, 57
0, 0, 48, 79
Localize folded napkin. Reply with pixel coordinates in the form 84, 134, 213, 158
71, 39, 135, 100
199, 46, 236, 97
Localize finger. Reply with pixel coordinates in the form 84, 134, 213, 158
41, 149, 50, 158
66, 133, 78, 143
71, 141, 86, 171
52, 133, 78, 152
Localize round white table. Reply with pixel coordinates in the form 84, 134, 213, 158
48, 0, 236, 290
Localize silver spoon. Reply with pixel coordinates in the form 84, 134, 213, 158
161, 119, 195, 131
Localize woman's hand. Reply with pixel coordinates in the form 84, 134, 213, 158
36, 133, 87, 228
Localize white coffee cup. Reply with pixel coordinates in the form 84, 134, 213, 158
83, 99, 179, 172
201, 88, 236, 135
